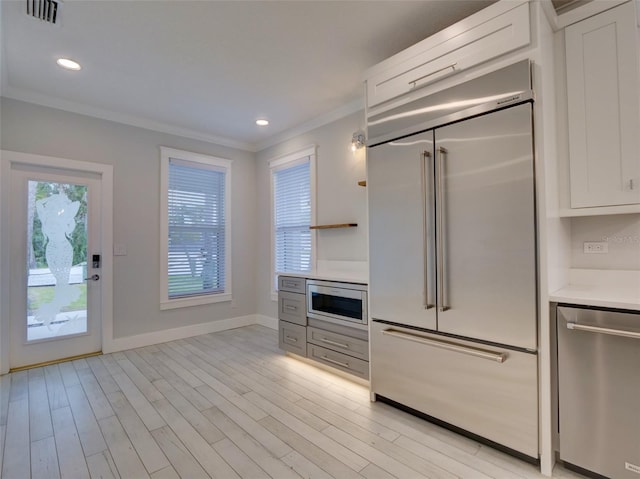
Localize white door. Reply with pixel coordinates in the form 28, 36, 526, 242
8, 165, 103, 369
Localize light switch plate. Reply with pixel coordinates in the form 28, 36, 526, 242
114, 243, 127, 256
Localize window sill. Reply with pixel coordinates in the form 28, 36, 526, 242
161, 293, 232, 310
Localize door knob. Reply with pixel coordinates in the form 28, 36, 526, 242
84, 274, 100, 281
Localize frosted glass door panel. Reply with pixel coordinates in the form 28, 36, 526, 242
27, 181, 88, 341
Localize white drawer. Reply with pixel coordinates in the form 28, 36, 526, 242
278, 290, 306, 326
308, 344, 369, 380
307, 327, 368, 361
366, 2, 530, 108
279, 321, 306, 357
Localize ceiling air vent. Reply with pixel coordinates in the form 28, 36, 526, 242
26, 0, 60, 25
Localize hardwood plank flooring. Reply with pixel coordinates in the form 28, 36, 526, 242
0, 325, 587, 479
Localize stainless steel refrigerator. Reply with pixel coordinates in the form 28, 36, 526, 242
367, 60, 539, 459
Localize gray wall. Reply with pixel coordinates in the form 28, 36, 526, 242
570, 214, 640, 270
1, 97, 257, 339
255, 111, 368, 319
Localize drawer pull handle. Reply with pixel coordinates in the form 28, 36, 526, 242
408, 63, 457, 89
321, 355, 350, 368
285, 336, 298, 343
283, 281, 297, 288
284, 305, 297, 311
382, 329, 506, 363
318, 337, 350, 349
566, 322, 640, 340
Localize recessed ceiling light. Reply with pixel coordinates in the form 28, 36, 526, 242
256, 119, 269, 126
56, 58, 82, 71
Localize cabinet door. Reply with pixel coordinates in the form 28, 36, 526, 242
367, 131, 437, 330
365, 2, 530, 108
566, 2, 640, 208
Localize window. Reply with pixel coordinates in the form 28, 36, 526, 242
160, 147, 231, 309
270, 146, 316, 295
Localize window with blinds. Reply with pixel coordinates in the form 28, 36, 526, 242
160, 147, 232, 308
272, 158, 312, 275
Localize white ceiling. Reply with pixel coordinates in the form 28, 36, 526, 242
1, 0, 496, 151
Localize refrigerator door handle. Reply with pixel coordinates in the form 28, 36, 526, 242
566, 321, 640, 340
436, 146, 449, 312
382, 329, 507, 363
422, 150, 435, 309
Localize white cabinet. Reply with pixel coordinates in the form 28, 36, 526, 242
364, 1, 530, 109
565, 1, 640, 208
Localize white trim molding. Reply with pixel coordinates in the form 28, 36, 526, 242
4, 87, 365, 154
255, 314, 278, 330
159, 146, 233, 311
255, 99, 363, 152
3, 86, 255, 152
0, 150, 114, 374
105, 314, 258, 353
269, 145, 317, 296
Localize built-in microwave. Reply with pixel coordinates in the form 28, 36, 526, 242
306, 279, 368, 329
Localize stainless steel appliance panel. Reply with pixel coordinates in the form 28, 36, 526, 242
434, 103, 537, 350
368, 60, 532, 146
370, 321, 538, 458
306, 280, 368, 329
557, 306, 640, 478
368, 131, 438, 330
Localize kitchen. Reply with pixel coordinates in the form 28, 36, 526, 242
271, 1, 640, 477
1, 0, 639, 478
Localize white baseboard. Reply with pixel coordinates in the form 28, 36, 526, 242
255, 314, 278, 330
105, 314, 257, 353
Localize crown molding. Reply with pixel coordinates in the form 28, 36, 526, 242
254, 97, 364, 153
1, 85, 255, 152
2, 85, 366, 154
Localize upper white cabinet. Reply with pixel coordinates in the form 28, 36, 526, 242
364, 1, 530, 109
565, 1, 640, 208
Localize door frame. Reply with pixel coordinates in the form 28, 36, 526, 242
0, 150, 114, 374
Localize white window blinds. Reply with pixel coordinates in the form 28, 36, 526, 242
273, 160, 311, 273
168, 158, 226, 298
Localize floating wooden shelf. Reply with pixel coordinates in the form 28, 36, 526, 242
358, 180, 367, 187
309, 223, 358, 230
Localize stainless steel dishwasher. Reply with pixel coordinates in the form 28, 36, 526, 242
557, 305, 640, 478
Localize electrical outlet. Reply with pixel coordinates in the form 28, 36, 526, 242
583, 241, 609, 254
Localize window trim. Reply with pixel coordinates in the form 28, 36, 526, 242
269, 145, 317, 301
160, 147, 232, 310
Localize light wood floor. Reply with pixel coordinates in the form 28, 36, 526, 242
0, 325, 585, 479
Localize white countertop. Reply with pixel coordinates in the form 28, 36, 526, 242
280, 271, 367, 285
550, 269, 640, 311
280, 260, 368, 285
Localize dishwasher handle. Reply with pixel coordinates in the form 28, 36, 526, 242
566, 321, 640, 340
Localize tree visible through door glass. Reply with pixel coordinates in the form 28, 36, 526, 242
26, 181, 88, 341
